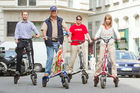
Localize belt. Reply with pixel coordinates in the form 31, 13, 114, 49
51, 40, 58, 42
19, 38, 31, 40
51, 38, 58, 42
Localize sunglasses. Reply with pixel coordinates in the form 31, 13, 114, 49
76, 19, 82, 21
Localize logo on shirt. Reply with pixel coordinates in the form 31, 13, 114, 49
75, 29, 82, 31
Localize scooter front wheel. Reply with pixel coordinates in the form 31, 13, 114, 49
42, 76, 49, 87
62, 77, 69, 89
81, 75, 87, 84
67, 74, 72, 83
100, 76, 106, 89
114, 77, 119, 87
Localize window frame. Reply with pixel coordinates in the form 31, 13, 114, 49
17, 0, 36, 7
7, 21, 18, 37
68, 0, 73, 8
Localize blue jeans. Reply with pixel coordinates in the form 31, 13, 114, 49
45, 42, 59, 75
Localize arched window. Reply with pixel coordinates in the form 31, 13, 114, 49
123, 16, 129, 28
114, 18, 119, 28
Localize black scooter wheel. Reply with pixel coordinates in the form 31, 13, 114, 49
81, 75, 87, 84
100, 76, 106, 89
14, 76, 19, 84
114, 79, 119, 87
31, 74, 37, 85
67, 74, 72, 83
42, 76, 48, 87
63, 78, 69, 89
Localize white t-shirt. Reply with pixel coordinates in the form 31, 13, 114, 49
95, 25, 120, 45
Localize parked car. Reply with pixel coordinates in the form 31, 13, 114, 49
116, 50, 140, 78
0, 42, 47, 72
137, 56, 140, 62
0, 50, 28, 76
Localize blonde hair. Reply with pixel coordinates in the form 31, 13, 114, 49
103, 14, 112, 28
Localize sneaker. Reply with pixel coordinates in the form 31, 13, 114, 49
44, 73, 49, 77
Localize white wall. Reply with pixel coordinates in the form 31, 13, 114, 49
0, 7, 4, 41
0, 0, 16, 6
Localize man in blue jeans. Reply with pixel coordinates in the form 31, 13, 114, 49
41, 6, 71, 76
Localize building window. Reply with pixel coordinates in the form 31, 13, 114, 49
18, 0, 27, 6
7, 22, 17, 36
32, 22, 43, 42
88, 22, 93, 37
123, 16, 129, 28
122, 0, 129, 3
29, 0, 36, 6
7, 22, 42, 40
113, 0, 119, 5
114, 18, 119, 29
18, 0, 36, 6
96, 0, 102, 7
95, 21, 101, 33
68, 0, 73, 8
134, 15, 140, 39
104, 0, 110, 7
134, 38, 139, 56
118, 29, 129, 50
89, 0, 93, 10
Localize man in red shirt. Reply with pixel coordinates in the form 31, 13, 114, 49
68, 15, 92, 74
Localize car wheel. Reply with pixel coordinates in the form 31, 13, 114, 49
129, 75, 133, 78
121, 75, 125, 77
0, 72, 4, 76
135, 75, 140, 78
34, 63, 42, 72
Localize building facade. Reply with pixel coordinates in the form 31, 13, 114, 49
89, 0, 140, 56
0, 0, 93, 41
0, 0, 94, 69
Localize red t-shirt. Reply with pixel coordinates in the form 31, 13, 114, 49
70, 24, 88, 45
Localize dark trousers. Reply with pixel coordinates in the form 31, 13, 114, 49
16, 39, 34, 73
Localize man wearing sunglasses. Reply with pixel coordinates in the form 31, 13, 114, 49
68, 15, 92, 75
41, 6, 71, 77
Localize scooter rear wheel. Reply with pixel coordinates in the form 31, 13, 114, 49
81, 75, 87, 84
14, 75, 19, 84
31, 74, 37, 85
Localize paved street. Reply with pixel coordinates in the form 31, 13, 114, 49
0, 72, 140, 93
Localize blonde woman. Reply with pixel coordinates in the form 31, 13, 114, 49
94, 14, 120, 87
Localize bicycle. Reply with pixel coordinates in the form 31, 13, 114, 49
68, 40, 89, 84
42, 35, 69, 89
14, 37, 38, 86
94, 37, 119, 89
